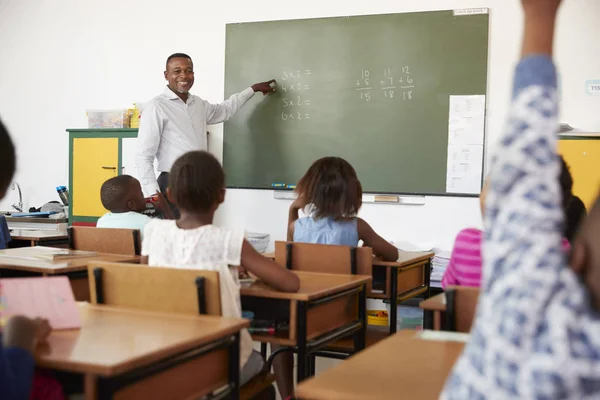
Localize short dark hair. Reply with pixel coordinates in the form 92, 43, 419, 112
296, 157, 362, 220
0, 119, 16, 196
100, 175, 138, 212
169, 151, 225, 213
166, 53, 192, 69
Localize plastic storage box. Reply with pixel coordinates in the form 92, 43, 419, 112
86, 109, 128, 129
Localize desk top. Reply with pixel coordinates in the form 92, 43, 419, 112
5, 217, 69, 224
373, 250, 434, 267
36, 303, 248, 376
262, 250, 433, 269
10, 230, 68, 241
0, 246, 139, 274
241, 271, 371, 301
295, 330, 464, 400
420, 292, 447, 312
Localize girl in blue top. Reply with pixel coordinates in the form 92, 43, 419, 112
288, 156, 398, 261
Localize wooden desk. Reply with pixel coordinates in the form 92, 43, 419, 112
0, 246, 140, 301
241, 271, 371, 382
37, 303, 248, 400
9, 229, 68, 247
420, 292, 446, 330
263, 250, 434, 334
296, 330, 464, 400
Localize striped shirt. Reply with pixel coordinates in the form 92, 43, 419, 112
441, 228, 483, 288
441, 228, 570, 289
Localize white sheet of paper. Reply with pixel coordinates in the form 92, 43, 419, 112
418, 330, 470, 343
448, 95, 485, 145
446, 144, 484, 194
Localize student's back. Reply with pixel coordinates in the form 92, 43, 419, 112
141, 150, 299, 390
143, 221, 245, 322
293, 216, 358, 246
97, 175, 151, 237
288, 157, 398, 261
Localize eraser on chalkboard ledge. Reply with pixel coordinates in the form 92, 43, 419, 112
374, 195, 399, 203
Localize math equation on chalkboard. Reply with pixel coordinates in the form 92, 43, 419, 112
280, 69, 312, 121
355, 67, 415, 102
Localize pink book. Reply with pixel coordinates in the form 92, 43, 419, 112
0, 276, 81, 329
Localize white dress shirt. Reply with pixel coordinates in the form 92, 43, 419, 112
136, 86, 255, 195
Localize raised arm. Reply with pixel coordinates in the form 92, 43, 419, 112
205, 80, 276, 125
483, 0, 562, 288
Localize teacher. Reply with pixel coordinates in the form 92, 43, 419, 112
136, 52, 275, 216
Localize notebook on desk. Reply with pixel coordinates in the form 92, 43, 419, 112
0, 276, 81, 329
33, 248, 97, 261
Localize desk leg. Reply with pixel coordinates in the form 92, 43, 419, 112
423, 260, 433, 329
229, 333, 240, 400
433, 311, 442, 330
85, 374, 97, 400
260, 343, 267, 359
353, 284, 367, 352
296, 300, 308, 383
389, 268, 398, 334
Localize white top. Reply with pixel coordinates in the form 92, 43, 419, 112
141, 220, 253, 367
136, 86, 255, 195
96, 211, 151, 238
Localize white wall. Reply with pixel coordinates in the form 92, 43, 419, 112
0, 0, 598, 250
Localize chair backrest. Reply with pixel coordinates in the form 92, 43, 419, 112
69, 226, 141, 255
87, 261, 221, 316
444, 286, 481, 333
274, 241, 373, 275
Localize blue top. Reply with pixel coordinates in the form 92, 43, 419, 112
293, 217, 359, 246
0, 216, 11, 250
0, 337, 35, 400
442, 56, 600, 398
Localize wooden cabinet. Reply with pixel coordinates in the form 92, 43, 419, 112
67, 129, 138, 226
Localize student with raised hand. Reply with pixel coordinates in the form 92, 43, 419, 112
442, 0, 600, 397
0, 119, 52, 400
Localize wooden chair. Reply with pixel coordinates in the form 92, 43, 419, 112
444, 286, 481, 333
87, 261, 275, 400
275, 241, 373, 278
273, 241, 374, 367
68, 226, 141, 255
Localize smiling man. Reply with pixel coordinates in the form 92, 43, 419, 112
136, 52, 275, 216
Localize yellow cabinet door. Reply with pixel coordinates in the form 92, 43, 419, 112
558, 139, 600, 210
72, 138, 119, 217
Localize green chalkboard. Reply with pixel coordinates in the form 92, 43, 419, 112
224, 9, 489, 196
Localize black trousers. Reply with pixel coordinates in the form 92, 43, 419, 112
157, 172, 180, 219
